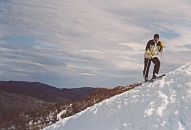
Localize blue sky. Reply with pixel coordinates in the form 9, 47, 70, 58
0, 0, 191, 88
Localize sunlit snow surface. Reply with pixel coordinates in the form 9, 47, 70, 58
44, 64, 191, 130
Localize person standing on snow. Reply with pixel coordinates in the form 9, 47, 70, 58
143, 34, 165, 82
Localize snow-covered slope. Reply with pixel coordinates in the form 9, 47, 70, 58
44, 64, 191, 130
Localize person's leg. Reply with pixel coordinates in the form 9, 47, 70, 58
143, 58, 151, 80
151, 57, 160, 79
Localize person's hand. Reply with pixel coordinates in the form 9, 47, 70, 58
161, 41, 165, 48
148, 54, 153, 59
146, 50, 153, 59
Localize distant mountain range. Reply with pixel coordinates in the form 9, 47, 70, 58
0, 81, 139, 130
0, 81, 100, 122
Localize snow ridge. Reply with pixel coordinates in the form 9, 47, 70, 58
44, 64, 191, 130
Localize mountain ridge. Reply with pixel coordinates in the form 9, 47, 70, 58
0, 81, 99, 103
0, 81, 100, 129
0, 81, 139, 130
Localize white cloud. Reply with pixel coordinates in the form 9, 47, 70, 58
1, 0, 191, 87
81, 73, 95, 77
80, 50, 104, 53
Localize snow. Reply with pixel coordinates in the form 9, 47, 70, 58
43, 64, 191, 130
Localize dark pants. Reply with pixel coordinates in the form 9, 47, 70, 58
143, 57, 160, 79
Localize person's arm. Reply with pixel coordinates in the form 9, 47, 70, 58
145, 40, 153, 59
145, 40, 151, 51
159, 41, 165, 52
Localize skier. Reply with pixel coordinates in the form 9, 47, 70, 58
143, 34, 165, 82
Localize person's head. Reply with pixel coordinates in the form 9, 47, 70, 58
154, 33, 159, 42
